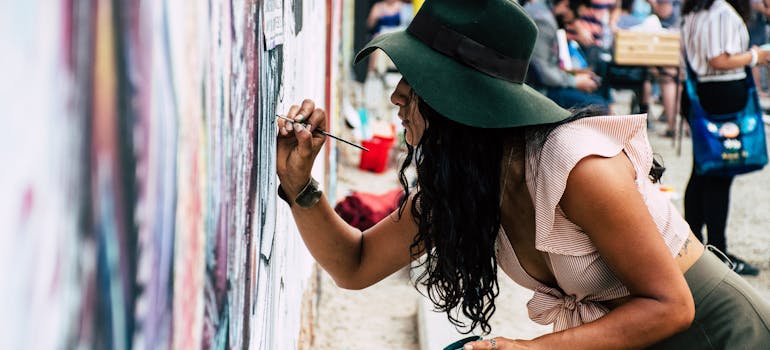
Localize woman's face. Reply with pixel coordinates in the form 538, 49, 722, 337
553, 0, 575, 23
390, 78, 427, 146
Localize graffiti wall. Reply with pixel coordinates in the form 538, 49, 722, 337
0, 0, 340, 349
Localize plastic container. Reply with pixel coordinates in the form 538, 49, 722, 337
359, 135, 395, 173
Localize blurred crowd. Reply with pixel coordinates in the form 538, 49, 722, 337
353, 0, 768, 275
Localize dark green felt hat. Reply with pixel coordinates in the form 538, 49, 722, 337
355, 0, 571, 128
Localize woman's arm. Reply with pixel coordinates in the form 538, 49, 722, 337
709, 47, 770, 70
753, 0, 770, 16
287, 192, 420, 289
540, 153, 694, 349
277, 100, 418, 289
367, 3, 382, 30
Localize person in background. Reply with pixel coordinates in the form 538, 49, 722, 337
618, 0, 647, 27
366, 0, 412, 74
565, 0, 620, 80
682, 0, 770, 275
565, 0, 599, 46
367, 0, 407, 36
633, 0, 654, 18
526, 0, 610, 112
277, 0, 770, 348
748, 0, 770, 96
651, 0, 682, 27
645, 0, 683, 137
574, 0, 621, 48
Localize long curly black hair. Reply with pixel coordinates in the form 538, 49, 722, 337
396, 94, 611, 334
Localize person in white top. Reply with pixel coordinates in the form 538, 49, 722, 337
681, 0, 770, 275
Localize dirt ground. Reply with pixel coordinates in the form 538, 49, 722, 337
311, 92, 770, 349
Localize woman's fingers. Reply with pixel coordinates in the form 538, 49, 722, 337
307, 107, 326, 134
275, 99, 329, 195
286, 104, 301, 120
464, 339, 486, 349
295, 99, 316, 123
280, 100, 320, 135
463, 337, 506, 350
463, 337, 527, 350
276, 113, 287, 136
285, 99, 316, 126
294, 123, 314, 159
278, 99, 326, 157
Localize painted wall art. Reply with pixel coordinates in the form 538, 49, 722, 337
0, 0, 341, 348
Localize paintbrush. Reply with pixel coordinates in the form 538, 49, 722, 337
276, 115, 369, 152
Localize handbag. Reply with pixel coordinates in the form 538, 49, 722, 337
683, 60, 768, 176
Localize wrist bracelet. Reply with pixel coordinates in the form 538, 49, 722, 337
750, 48, 758, 67
277, 177, 323, 208
277, 185, 292, 206
295, 177, 323, 208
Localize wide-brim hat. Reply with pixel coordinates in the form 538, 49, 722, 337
355, 0, 571, 128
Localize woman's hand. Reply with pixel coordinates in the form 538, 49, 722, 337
463, 337, 537, 350
575, 73, 599, 93
276, 99, 327, 198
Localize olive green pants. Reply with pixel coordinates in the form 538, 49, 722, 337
651, 250, 770, 349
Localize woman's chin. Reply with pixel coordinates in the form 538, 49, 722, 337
405, 134, 416, 147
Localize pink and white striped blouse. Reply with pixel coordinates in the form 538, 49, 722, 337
495, 114, 690, 332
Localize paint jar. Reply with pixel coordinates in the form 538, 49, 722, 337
359, 134, 395, 173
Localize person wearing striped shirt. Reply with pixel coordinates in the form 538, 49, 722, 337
682, 0, 770, 275
571, 0, 620, 47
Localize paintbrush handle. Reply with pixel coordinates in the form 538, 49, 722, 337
315, 130, 370, 151
276, 115, 369, 152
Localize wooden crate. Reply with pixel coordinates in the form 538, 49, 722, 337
614, 30, 681, 66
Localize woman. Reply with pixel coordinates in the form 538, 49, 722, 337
748, 0, 770, 96
647, 0, 683, 138
682, 0, 770, 275
367, 0, 407, 36
278, 0, 770, 348
366, 0, 410, 74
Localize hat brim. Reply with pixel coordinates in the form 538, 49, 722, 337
355, 31, 571, 128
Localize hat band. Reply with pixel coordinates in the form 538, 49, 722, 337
407, 11, 528, 84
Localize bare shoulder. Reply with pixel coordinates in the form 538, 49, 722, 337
560, 151, 644, 239
565, 152, 636, 192
560, 152, 692, 303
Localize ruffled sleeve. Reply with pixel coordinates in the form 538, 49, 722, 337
525, 114, 652, 255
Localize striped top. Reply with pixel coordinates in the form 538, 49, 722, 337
495, 114, 691, 331
573, 0, 617, 46
682, 0, 749, 82
569, 16, 604, 44
565, 18, 596, 44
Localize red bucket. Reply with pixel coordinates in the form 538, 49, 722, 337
359, 135, 395, 173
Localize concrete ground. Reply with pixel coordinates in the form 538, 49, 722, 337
311, 90, 770, 349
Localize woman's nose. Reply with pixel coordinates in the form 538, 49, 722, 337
390, 78, 410, 106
